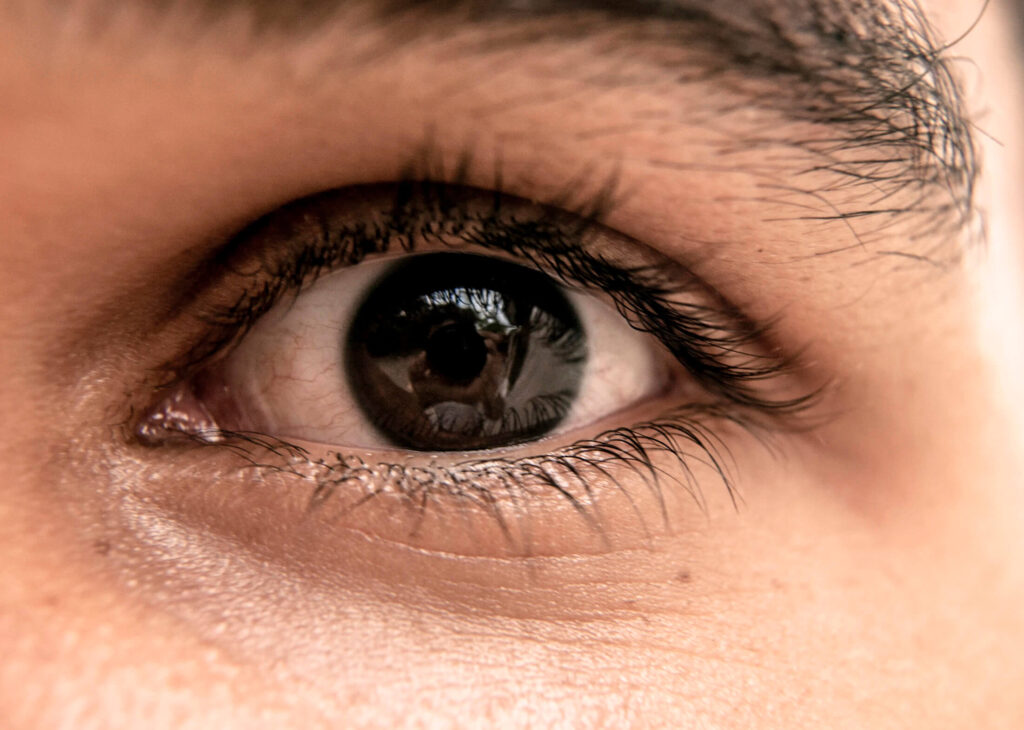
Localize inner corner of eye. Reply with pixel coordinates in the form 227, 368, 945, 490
153, 250, 673, 454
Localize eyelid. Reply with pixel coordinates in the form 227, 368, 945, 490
133, 398, 754, 558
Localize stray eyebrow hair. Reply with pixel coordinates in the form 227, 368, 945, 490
150, 0, 980, 255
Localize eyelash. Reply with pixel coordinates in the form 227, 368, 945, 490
175, 179, 801, 405
139, 176, 812, 536
208, 403, 747, 544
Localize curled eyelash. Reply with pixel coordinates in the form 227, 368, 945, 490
163, 402, 758, 551
167, 177, 812, 414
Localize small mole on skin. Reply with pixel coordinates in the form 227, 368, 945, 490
93, 540, 111, 556
675, 569, 692, 583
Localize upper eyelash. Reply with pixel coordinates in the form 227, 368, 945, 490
167, 178, 811, 414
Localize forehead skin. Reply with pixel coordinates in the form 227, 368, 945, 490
0, 1, 1023, 729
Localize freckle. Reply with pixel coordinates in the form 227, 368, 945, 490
675, 569, 692, 583
93, 540, 111, 556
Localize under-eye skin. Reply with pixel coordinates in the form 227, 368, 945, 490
135, 179, 815, 545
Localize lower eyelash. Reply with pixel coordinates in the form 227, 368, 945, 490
165, 403, 757, 547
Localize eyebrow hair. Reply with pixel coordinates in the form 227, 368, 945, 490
1015, 0, 1024, 49
171, 0, 981, 256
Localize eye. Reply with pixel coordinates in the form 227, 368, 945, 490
193, 250, 669, 452
346, 253, 592, 451
135, 181, 810, 554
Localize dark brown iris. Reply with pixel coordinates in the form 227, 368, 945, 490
345, 252, 586, 451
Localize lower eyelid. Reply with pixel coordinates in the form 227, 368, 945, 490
129, 400, 754, 559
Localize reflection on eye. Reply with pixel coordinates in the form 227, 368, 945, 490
347, 253, 588, 451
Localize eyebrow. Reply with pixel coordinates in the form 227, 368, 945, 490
175, 0, 981, 252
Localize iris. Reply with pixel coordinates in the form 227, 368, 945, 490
345, 253, 587, 451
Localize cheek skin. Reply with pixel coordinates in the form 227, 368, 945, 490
11, 416, 1022, 729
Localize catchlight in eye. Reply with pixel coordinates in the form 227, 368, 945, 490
345, 253, 586, 451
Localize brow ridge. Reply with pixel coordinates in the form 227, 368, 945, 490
159, 0, 982, 255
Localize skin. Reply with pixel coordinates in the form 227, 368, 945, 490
0, 0, 1022, 728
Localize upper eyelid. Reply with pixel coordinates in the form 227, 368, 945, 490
148, 180, 812, 424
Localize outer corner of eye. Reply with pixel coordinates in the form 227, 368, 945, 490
140, 248, 675, 458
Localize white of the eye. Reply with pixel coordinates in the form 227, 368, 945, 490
218, 256, 670, 449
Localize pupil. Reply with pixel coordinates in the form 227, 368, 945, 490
425, 321, 488, 384
345, 252, 586, 451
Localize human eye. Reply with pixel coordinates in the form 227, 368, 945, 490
132, 177, 813, 556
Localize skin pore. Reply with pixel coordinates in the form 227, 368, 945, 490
1, 0, 1023, 727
